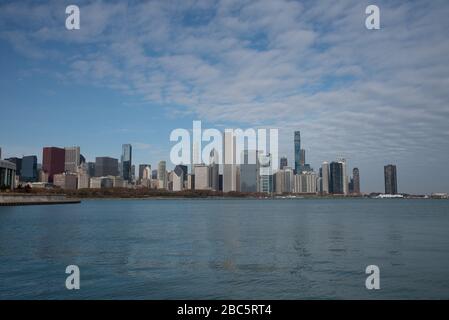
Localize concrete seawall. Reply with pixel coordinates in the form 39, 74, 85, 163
0, 194, 81, 206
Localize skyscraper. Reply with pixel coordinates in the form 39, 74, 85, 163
280, 156, 288, 170
259, 153, 273, 193
384, 164, 397, 194
139, 164, 151, 181
239, 150, 258, 192
294, 131, 301, 173
321, 162, 330, 194
121, 144, 132, 182
194, 164, 210, 190
157, 161, 167, 189
329, 161, 344, 194
209, 149, 220, 191
64, 146, 80, 173
300, 149, 306, 167
337, 158, 348, 195
95, 157, 118, 177
21, 155, 38, 182
223, 130, 237, 192
42, 147, 65, 183
352, 168, 360, 194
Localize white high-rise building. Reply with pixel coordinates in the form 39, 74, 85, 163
259, 153, 273, 193
223, 130, 237, 192
295, 171, 318, 194
338, 158, 349, 195
194, 164, 210, 190
64, 146, 80, 173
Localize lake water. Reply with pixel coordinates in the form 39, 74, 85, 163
1, 199, 449, 299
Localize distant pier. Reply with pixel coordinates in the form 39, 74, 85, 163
0, 194, 81, 206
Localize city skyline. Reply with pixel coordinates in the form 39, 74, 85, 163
1, 129, 395, 195
1, 1, 449, 193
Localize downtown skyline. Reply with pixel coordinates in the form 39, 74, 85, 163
1, 0, 449, 194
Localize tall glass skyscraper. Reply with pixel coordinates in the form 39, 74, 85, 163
329, 161, 344, 194
121, 144, 132, 182
384, 164, 397, 194
294, 131, 301, 173
21, 155, 38, 182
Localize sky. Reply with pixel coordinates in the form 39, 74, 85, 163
1, 0, 449, 194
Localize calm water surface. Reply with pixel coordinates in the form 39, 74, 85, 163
1, 199, 449, 299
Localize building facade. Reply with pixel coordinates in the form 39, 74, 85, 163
64, 146, 80, 173
384, 164, 397, 194
42, 147, 65, 183
21, 155, 38, 182
329, 161, 344, 194
294, 131, 301, 173
0, 160, 16, 190
95, 157, 118, 177
121, 144, 132, 182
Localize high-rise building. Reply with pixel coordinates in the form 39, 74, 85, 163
321, 162, 330, 194
294, 131, 301, 173
223, 130, 237, 192
95, 157, 118, 177
42, 147, 65, 183
157, 161, 167, 189
274, 170, 285, 194
53, 173, 78, 190
194, 164, 210, 190
338, 158, 349, 195
295, 171, 318, 194
64, 146, 80, 173
259, 153, 273, 193
209, 149, 220, 191
139, 164, 151, 181
239, 150, 258, 192
329, 161, 344, 194
87, 162, 95, 177
172, 166, 184, 191
300, 149, 306, 167
121, 144, 132, 182
280, 156, 288, 170
384, 164, 397, 194
352, 168, 360, 194
21, 155, 38, 182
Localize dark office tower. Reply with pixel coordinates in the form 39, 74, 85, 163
294, 131, 301, 173
152, 170, 158, 180
352, 168, 360, 194
175, 164, 188, 181
329, 161, 344, 194
21, 156, 38, 182
87, 162, 95, 177
95, 157, 118, 177
42, 147, 65, 183
139, 164, 151, 180
5, 157, 22, 176
280, 156, 288, 170
121, 144, 132, 182
384, 164, 397, 194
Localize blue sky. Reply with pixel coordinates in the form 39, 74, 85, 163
1, 0, 449, 193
